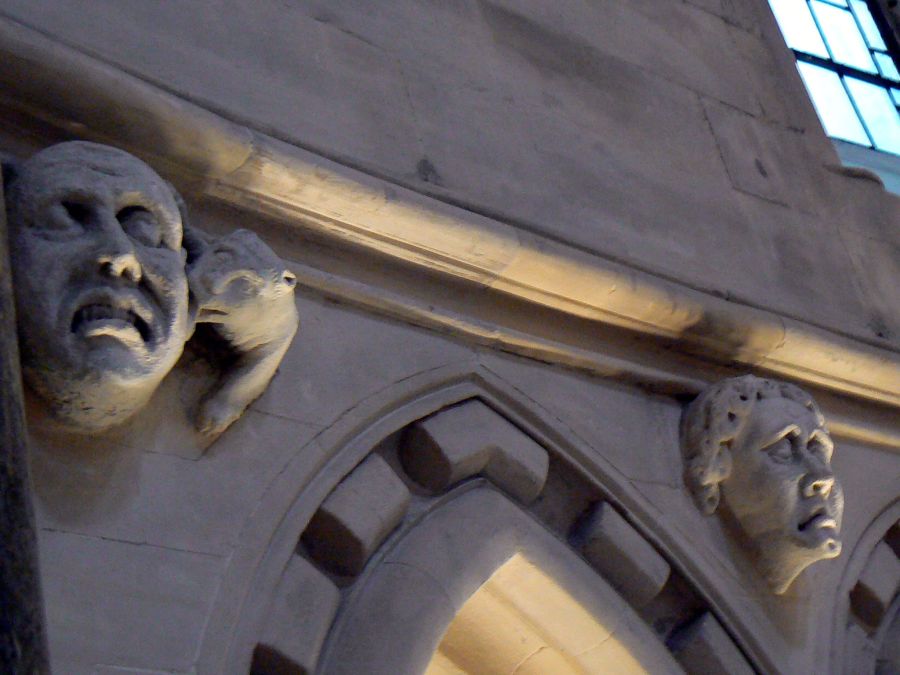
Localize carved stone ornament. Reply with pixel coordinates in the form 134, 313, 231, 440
680, 375, 843, 594
3, 141, 298, 435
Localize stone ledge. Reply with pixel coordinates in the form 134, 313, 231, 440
0, 15, 898, 416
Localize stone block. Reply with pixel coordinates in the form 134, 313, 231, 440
834, 229, 900, 344
0, 0, 422, 178
38, 529, 222, 673
703, 98, 789, 206
31, 409, 317, 557
852, 542, 900, 627
319, 559, 457, 675
253, 293, 473, 426
670, 612, 754, 675
482, 0, 759, 113
259, 555, 341, 673
401, 399, 549, 503
574, 502, 670, 607
477, 352, 683, 488
303, 454, 410, 576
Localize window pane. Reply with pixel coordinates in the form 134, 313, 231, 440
845, 77, 900, 153
797, 62, 871, 145
820, 0, 848, 5
874, 53, 900, 82
810, 1, 877, 73
768, 0, 830, 58
849, 0, 887, 50
892, 88, 900, 106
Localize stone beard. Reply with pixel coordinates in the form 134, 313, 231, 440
6, 142, 190, 431
681, 375, 844, 594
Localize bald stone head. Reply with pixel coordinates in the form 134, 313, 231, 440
6, 141, 191, 430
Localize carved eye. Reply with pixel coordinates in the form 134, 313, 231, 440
282, 271, 297, 287
763, 437, 793, 463
807, 438, 832, 463
38, 200, 91, 235
117, 206, 162, 248
63, 201, 91, 225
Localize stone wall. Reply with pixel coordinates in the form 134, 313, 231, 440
1, 0, 897, 345
0, 1, 898, 673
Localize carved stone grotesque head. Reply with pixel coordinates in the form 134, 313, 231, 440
681, 375, 843, 593
6, 141, 190, 430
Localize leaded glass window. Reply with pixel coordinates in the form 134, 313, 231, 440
768, 0, 900, 155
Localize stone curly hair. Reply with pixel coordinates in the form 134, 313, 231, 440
680, 375, 824, 515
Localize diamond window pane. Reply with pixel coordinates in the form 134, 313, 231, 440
874, 53, 900, 82
849, 0, 887, 50
768, 0, 830, 58
796, 62, 871, 145
810, 1, 878, 73
845, 77, 900, 153
892, 88, 900, 106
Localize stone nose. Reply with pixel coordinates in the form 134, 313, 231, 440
801, 468, 835, 498
96, 218, 142, 283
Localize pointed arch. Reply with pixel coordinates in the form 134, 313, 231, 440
196, 363, 760, 673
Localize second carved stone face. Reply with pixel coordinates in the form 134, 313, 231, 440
723, 397, 843, 574
7, 142, 190, 429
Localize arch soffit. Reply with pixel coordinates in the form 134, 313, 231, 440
317, 484, 684, 675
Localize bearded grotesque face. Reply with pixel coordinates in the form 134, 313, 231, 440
681, 376, 844, 594
6, 141, 191, 431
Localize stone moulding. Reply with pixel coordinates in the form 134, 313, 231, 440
0, 17, 898, 425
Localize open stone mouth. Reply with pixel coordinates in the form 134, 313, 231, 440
797, 508, 836, 533
71, 303, 152, 343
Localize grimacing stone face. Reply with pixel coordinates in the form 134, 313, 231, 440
681, 376, 844, 594
724, 397, 843, 592
6, 142, 190, 430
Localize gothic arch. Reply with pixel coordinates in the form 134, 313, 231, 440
197, 364, 760, 673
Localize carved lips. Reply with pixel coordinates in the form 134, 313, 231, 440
796, 502, 839, 549
69, 290, 155, 350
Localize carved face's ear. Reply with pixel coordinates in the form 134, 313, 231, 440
690, 442, 733, 515
709, 444, 733, 484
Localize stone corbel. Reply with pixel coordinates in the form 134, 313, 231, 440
2, 141, 298, 436
680, 375, 844, 594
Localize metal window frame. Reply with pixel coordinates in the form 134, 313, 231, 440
789, 0, 900, 153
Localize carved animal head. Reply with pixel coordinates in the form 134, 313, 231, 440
187, 229, 297, 320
